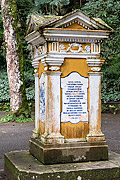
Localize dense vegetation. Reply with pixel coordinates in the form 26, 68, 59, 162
0, 0, 120, 118
82, 0, 120, 104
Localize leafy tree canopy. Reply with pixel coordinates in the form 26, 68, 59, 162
82, 0, 120, 79
82, 0, 120, 103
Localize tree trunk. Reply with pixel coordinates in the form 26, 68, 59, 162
1, 0, 28, 114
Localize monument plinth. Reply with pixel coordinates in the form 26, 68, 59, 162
25, 9, 113, 164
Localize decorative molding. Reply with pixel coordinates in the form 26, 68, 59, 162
47, 53, 96, 59
48, 42, 100, 54
46, 37, 102, 43
88, 72, 102, 76
62, 19, 89, 30
53, 13, 95, 29
49, 42, 59, 52
32, 59, 39, 69
59, 43, 90, 53
49, 66, 60, 71
41, 57, 64, 66
91, 67, 101, 72
87, 58, 105, 67
91, 43, 100, 54
32, 51, 102, 69
34, 45, 45, 57
44, 29, 110, 43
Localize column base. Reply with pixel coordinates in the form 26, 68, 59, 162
32, 129, 39, 138
29, 137, 108, 164
41, 133, 64, 144
87, 133, 105, 142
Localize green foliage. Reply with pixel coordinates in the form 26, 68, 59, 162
101, 103, 120, 114
0, 114, 13, 122
82, 0, 120, 103
34, 0, 70, 15
0, 71, 10, 102
0, 10, 6, 67
0, 69, 35, 102
1, 0, 120, 110
101, 76, 120, 103
0, 101, 35, 123
0, 113, 34, 123
0, 102, 10, 112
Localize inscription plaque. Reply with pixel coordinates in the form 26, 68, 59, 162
40, 73, 45, 122
61, 72, 88, 124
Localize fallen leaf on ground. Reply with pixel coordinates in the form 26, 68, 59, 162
2, 131, 6, 133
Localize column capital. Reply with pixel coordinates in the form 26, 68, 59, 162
87, 58, 105, 67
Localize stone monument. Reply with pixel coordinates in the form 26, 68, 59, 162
25, 10, 112, 164
5, 10, 120, 180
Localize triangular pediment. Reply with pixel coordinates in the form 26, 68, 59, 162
48, 10, 112, 31
26, 9, 113, 35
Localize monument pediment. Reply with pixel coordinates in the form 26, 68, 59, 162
26, 9, 113, 35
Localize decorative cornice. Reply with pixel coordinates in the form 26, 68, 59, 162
25, 31, 46, 46
44, 29, 110, 43
46, 38, 101, 43
32, 52, 100, 69
41, 57, 64, 66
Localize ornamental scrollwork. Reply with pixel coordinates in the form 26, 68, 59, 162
59, 43, 90, 53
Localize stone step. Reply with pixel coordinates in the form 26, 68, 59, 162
4, 150, 120, 180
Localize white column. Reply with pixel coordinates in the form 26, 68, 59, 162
32, 73, 40, 138
87, 72, 105, 141
41, 71, 64, 144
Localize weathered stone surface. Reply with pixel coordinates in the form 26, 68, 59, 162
4, 150, 120, 180
29, 137, 108, 164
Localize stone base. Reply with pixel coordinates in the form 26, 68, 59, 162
29, 137, 108, 164
41, 132, 64, 144
4, 150, 120, 180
